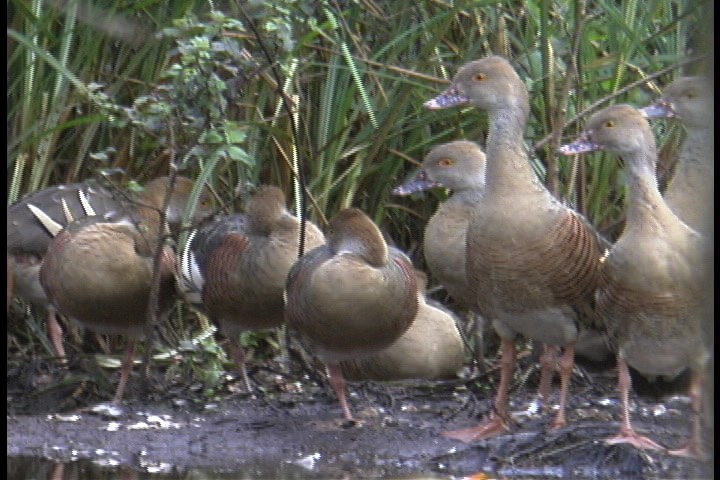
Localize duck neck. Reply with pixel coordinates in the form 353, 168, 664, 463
672, 127, 714, 180
484, 105, 546, 195
624, 149, 678, 232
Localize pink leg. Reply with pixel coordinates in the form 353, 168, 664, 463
113, 341, 136, 402
605, 356, 665, 451
227, 339, 253, 392
549, 344, 575, 429
326, 363, 354, 421
668, 369, 709, 460
443, 338, 516, 442
47, 308, 67, 362
537, 344, 559, 403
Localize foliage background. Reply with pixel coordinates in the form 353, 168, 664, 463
7, 0, 713, 389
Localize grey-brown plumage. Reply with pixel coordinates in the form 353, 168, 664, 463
340, 269, 465, 382
8, 176, 213, 361
38, 176, 206, 401
394, 140, 486, 309
178, 185, 325, 391
641, 76, 714, 236
425, 56, 609, 441
560, 104, 709, 459
393, 140, 489, 371
41, 217, 177, 337
285, 208, 418, 421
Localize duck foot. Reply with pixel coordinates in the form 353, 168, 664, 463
668, 444, 710, 461
605, 428, 666, 452
442, 415, 510, 442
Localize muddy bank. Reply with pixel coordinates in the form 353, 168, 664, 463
6, 347, 714, 479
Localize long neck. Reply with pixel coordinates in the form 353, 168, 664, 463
660, 126, 713, 234
670, 127, 714, 183
484, 104, 547, 195
624, 148, 679, 233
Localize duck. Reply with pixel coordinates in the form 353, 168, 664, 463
424, 55, 609, 441
178, 185, 326, 391
394, 139, 611, 372
284, 207, 419, 421
393, 140, 490, 368
7, 176, 213, 361
559, 104, 709, 460
340, 269, 466, 382
640, 76, 714, 236
36, 175, 212, 401
393, 140, 486, 310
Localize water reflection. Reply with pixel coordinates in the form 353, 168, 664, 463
6, 456, 451, 479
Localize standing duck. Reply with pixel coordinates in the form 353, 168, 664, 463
424, 56, 608, 441
178, 185, 326, 391
37, 176, 212, 401
340, 269, 465, 382
285, 208, 419, 421
559, 104, 709, 459
393, 140, 489, 367
640, 76, 714, 236
393, 140, 486, 312
7, 176, 213, 361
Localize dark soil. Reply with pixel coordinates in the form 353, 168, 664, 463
6, 332, 714, 480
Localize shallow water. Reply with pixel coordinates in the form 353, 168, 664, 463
7, 455, 453, 479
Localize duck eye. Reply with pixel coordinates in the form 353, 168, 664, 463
438, 158, 455, 167
604, 120, 615, 128
474, 73, 487, 81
